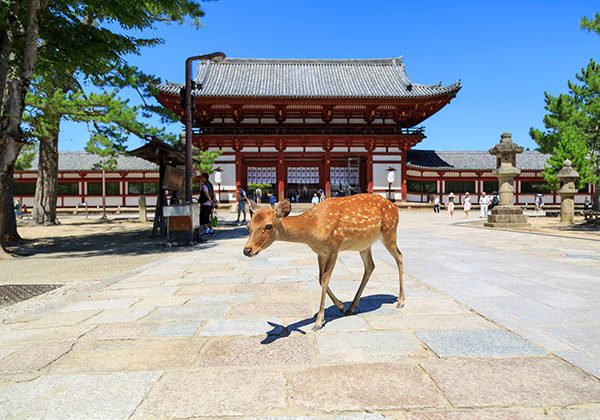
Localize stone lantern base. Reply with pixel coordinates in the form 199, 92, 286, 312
484, 206, 529, 228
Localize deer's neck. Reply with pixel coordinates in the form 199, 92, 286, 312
276, 213, 317, 245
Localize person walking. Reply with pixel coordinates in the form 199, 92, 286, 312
199, 177, 214, 235
235, 185, 247, 225
311, 193, 319, 206
463, 192, 472, 217
479, 191, 489, 219
433, 196, 440, 213
447, 192, 455, 219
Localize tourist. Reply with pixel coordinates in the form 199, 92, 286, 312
311, 193, 319, 206
255, 187, 262, 203
447, 192, 455, 219
14, 199, 22, 219
463, 192, 472, 217
433, 196, 440, 213
199, 177, 214, 235
535, 193, 544, 212
584, 197, 591, 210
479, 191, 489, 219
489, 191, 499, 210
269, 193, 276, 207
236, 185, 247, 225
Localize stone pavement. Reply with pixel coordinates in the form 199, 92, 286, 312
0, 211, 599, 418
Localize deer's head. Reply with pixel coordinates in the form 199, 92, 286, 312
243, 199, 292, 257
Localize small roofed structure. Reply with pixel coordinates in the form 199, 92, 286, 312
129, 137, 187, 237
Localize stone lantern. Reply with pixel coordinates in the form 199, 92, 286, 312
484, 132, 529, 228
557, 159, 579, 225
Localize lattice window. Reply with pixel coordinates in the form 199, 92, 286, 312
287, 167, 319, 184
330, 167, 359, 186
247, 167, 276, 184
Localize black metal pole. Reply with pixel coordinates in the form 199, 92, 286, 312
184, 52, 226, 203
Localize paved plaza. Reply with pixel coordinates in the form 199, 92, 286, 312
0, 211, 599, 418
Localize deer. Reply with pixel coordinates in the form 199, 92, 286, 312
243, 193, 404, 331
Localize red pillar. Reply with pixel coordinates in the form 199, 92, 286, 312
324, 152, 331, 198
277, 150, 285, 201
367, 150, 373, 193
235, 146, 243, 189
401, 149, 407, 201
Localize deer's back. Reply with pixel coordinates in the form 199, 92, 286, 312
308, 194, 398, 251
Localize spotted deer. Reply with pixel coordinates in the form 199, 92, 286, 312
243, 193, 404, 330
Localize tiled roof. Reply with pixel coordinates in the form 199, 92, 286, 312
157, 57, 461, 99
407, 150, 550, 171
24, 152, 158, 172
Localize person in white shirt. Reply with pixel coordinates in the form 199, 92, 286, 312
433, 196, 440, 213
479, 191, 490, 219
311, 193, 319, 206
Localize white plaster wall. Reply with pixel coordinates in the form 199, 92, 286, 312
373, 163, 400, 190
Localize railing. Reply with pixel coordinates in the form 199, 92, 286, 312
197, 125, 425, 136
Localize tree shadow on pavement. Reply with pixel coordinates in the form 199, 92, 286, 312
261, 293, 397, 344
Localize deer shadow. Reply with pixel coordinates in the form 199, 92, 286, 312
261, 293, 397, 344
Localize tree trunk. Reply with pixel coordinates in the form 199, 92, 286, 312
4, 170, 22, 241
0, 131, 23, 254
593, 181, 600, 211
32, 122, 60, 225
0, 0, 47, 253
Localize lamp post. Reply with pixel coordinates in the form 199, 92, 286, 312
184, 52, 226, 203
214, 168, 223, 203
386, 167, 396, 201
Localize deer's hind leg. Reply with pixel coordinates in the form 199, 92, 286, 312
318, 254, 345, 313
381, 231, 405, 308
345, 247, 375, 315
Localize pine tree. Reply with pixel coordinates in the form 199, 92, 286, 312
542, 128, 595, 189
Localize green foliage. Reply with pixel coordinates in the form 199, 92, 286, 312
530, 15, 600, 192
247, 183, 272, 192
542, 128, 594, 189
15, 144, 36, 171
194, 148, 222, 174
580, 13, 600, 34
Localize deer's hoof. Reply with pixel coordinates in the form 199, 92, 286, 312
396, 302, 405, 309
312, 323, 323, 331
344, 309, 355, 316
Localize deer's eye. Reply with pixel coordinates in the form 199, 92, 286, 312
265, 224, 273, 230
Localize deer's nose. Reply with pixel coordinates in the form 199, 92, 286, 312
243, 247, 253, 257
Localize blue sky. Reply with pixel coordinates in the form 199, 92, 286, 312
59, 0, 599, 152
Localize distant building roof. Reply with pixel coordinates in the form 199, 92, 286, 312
157, 57, 461, 99
407, 150, 550, 171
24, 152, 158, 172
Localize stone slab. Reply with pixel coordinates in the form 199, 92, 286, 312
366, 313, 498, 331
130, 295, 190, 308
0, 371, 161, 419
416, 330, 546, 357
150, 320, 203, 337
49, 339, 205, 373
135, 370, 286, 417
200, 319, 285, 337
292, 363, 445, 412
58, 298, 138, 312
79, 322, 155, 341
91, 286, 180, 299
21, 310, 101, 329
145, 303, 230, 321
0, 324, 95, 344
0, 341, 73, 374
228, 301, 315, 318
189, 292, 256, 304
555, 406, 600, 420
197, 335, 314, 367
399, 298, 470, 315
422, 357, 600, 407
406, 408, 549, 420
83, 307, 153, 324
316, 331, 425, 364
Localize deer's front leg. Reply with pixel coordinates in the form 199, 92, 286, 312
314, 252, 338, 331
318, 254, 345, 313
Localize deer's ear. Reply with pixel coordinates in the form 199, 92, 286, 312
246, 198, 261, 212
276, 199, 292, 218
